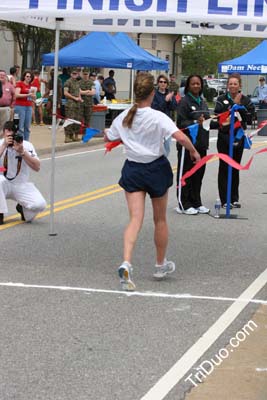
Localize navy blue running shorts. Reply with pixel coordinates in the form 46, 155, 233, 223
119, 155, 173, 198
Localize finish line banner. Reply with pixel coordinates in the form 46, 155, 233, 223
1, 0, 267, 36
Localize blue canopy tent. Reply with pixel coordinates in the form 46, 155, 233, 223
218, 40, 267, 75
112, 32, 168, 71
42, 31, 168, 70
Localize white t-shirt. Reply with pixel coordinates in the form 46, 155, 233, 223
0, 139, 39, 183
106, 107, 178, 163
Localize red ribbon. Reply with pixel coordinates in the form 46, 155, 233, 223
0, 167, 6, 172
180, 148, 267, 187
105, 140, 122, 154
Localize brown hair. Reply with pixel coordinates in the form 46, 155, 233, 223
22, 70, 34, 83
157, 74, 169, 85
227, 73, 242, 87
123, 72, 154, 128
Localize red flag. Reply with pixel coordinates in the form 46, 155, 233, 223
218, 111, 230, 125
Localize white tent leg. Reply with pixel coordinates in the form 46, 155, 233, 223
177, 146, 185, 213
49, 18, 61, 236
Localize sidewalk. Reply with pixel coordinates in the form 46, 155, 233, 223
29, 124, 104, 155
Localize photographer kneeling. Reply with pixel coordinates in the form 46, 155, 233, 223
0, 121, 46, 225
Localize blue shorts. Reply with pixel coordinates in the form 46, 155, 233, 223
119, 156, 173, 198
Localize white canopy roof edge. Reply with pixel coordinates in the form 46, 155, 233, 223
1, 0, 267, 37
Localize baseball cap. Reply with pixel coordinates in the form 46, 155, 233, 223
259, 76, 265, 81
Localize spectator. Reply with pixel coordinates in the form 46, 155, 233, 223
58, 67, 70, 117
214, 73, 254, 209
169, 74, 179, 95
94, 74, 105, 104
256, 76, 267, 109
80, 68, 96, 131
14, 70, 36, 141
0, 70, 16, 133
0, 120, 46, 225
103, 70, 116, 99
151, 74, 177, 156
176, 74, 216, 215
14, 65, 20, 82
8, 66, 17, 87
64, 67, 83, 143
44, 69, 62, 121
31, 70, 45, 126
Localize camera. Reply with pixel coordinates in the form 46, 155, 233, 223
13, 133, 24, 144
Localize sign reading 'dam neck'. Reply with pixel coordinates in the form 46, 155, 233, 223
221, 64, 267, 73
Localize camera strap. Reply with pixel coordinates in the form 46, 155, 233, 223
3, 149, 22, 181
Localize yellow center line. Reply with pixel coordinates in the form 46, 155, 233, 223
0, 186, 123, 231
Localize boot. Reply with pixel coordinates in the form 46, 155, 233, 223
73, 134, 80, 142
64, 134, 73, 143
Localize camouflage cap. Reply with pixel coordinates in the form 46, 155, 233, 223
83, 67, 90, 73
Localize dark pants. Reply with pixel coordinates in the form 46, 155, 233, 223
176, 146, 206, 209
217, 134, 244, 205
259, 103, 267, 109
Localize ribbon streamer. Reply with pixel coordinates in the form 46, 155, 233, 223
105, 140, 122, 153
180, 148, 267, 187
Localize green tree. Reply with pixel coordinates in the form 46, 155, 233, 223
1, 21, 55, 71
182, 36, 261, 77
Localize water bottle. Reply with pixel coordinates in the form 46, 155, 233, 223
214, 198, 221, 218
103, 96, 107, 105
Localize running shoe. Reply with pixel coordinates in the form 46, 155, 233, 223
118, 262, 136, 291
153, 259, 175, 279
196, 206, 210, 214
183, 207, 198, 215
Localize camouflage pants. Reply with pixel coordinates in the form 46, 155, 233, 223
64, 103, 81, 137
80, 104, 92, 128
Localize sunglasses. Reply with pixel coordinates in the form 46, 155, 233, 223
159, 80, 167, 83
25, 75, 31, 78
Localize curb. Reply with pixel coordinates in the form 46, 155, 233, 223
36, 137, 104, 156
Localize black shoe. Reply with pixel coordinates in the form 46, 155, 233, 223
0, 213, 4, 225
16, 204, 25, 221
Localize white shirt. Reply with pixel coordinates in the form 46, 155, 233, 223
94, 79, 101, 103
0, 140, 38, 183
106, 107, 178, 163
257, 84, 267, 101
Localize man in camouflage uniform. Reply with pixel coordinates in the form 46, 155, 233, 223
64, 68, 83, 143
80, 68, 96, 133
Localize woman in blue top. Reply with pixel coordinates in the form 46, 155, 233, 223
176, 74, 215, 215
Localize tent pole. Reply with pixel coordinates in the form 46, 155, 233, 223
49, 18, 61, 236
131, 69, 134, 104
